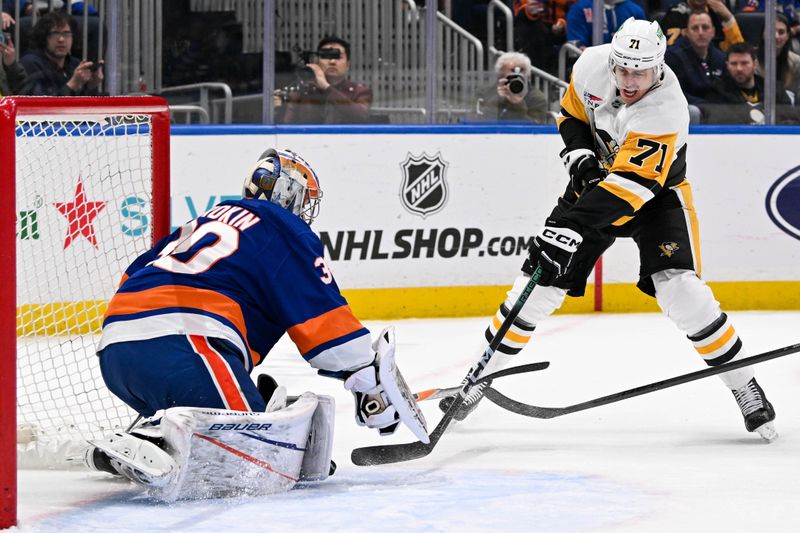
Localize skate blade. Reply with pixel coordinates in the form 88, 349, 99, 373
754, 421, 778, 442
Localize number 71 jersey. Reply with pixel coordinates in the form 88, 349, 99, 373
99, 198, 372, 374
559, 44, 690, 225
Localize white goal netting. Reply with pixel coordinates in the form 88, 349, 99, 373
15, 112, 163, 467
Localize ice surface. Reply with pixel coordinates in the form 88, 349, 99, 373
16, 311, 800, 532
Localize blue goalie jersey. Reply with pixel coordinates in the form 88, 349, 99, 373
99, 199, 372, 373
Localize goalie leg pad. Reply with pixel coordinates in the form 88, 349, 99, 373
299, 394, 335, 481
153, 394, 321, 501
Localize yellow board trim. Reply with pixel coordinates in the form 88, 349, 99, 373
15, 281, 800, 334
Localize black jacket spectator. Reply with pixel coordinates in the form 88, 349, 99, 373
0, 31, 28, 95
20, 48, 99, 96
19, 11, 102, 96
665, 42, 727, 104
701, 73, 800, 124
0, 61, 27, 95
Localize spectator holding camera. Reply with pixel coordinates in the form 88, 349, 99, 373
471, 51, 549, 123
1, 29, 28, 96
19, 11, 102, 96
276, 35, 372, 124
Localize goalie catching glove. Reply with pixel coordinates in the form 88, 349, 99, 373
344, 327, 429, 444
525, 217, 583, 286
560, 147, 605, 196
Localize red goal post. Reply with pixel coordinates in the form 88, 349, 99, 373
0, 96, 170, 528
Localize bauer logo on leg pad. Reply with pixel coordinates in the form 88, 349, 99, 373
208, 423, 273, 431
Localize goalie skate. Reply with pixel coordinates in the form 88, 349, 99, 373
87, 431, 177, 487
732, 378, 777, 442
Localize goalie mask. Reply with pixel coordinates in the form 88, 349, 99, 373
243, 149, 323, 224
608, 18, 666, 89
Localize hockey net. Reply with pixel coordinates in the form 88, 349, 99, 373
0, 96, 170, 525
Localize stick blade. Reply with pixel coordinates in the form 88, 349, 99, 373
350, 441, 432, 466
484, 388, 563, 419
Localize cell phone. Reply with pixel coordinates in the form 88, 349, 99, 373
0, 32, 6, 45
88, 60, 103, 72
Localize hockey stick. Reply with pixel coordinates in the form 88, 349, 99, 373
413, 361, 551, 402
484, 342, 800, 419
351, 266, 544, 466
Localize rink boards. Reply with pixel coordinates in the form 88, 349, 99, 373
167, 125, 800, 318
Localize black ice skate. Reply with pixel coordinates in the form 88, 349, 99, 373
438, 381, 490, 421
732, 378, 777, 442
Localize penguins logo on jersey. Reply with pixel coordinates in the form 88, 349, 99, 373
765, 164, 800, 242
399, 152, 449, 218
659, 242, 679, 257
583, 91, 604, 109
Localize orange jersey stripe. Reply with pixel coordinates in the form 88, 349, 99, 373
105, 285, 260, 366
695, 326, 736, 355
190, 335, 250, 412
287, 304, 365, 355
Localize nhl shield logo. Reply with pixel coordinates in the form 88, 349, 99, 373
399, 152, 449, 217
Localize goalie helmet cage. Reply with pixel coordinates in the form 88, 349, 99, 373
0, 96, 170, 529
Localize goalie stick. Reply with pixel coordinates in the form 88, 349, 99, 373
413, 362, 550, 402
483, 342, 800, 419
350, 266, 544, 466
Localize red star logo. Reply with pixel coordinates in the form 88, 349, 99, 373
53, 176, 107, 249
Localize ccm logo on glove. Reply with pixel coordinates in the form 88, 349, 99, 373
540, 227, 581, 251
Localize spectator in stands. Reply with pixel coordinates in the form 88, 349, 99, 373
700, 42, 800, 123
0, 28, 27, 95
19, 11, 102, 96
756, 12, 800, 103
665, 11, 727, 104
661, 0, 744, 51
471, 51, 550, 123
565, 0, 646, 48
276, 36, 372, 124
736, 0, 800, 38
512, 0, 572, 75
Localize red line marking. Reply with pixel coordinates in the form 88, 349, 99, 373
192, 433, 298, 482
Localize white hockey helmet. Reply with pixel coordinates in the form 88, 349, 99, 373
608, 18, 667, 84
243, 148, 323, 224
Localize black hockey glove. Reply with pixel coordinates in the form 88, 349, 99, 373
525, 217, 583, 286
560, 147, 605, 196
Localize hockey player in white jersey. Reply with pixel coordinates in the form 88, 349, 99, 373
441, 18, 777, 441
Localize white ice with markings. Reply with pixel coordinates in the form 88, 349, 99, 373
16, 311, 800, 532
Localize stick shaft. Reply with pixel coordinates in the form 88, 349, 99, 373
485, 342, 800, 419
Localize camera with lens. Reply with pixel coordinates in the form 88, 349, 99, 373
505, 66, 529, 95
296, 47, 342, 82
